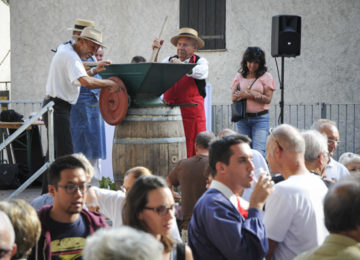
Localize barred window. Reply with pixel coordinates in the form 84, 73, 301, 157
180, 0, 226, 50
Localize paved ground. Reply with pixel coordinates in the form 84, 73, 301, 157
0, 186, 42, 202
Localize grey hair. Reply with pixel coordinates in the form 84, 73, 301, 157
195, 131, 216, 149
0, 210, 15, 244
269, 124, 305, 153
83, 226, 163, 260
311, 119, 337, 131
302, 130, 328, 162
217, 128, 237, 137
324, 174, 360, 232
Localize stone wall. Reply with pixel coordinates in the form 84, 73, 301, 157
9, 0, 360, 106
0, 1, 10, 84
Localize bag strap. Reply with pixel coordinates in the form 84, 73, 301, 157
248, 78, 258, 90
237, 77, 258, 91
176, 243, 186, 260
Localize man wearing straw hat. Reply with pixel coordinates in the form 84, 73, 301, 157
153, 28, 209, 158
52, 18, 95, 53
67, 20, 107, 186
42, 27, 120, 166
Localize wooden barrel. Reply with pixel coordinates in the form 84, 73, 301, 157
112, 105, 186, 188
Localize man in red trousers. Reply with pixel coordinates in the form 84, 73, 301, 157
153, 27, 209, 157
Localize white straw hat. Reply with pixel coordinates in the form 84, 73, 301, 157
68, 18, 95, 32
74, 27, 106, 48
170, 27, 205, 49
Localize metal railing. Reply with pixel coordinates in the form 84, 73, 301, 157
0, 100, 43, 119
211, 103, 360, 159
0, 101, 54, 199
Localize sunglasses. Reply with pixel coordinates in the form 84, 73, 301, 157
144, 204, 175, 216
269, 128, 283, 151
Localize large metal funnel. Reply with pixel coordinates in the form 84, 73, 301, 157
100, 63, 195, 106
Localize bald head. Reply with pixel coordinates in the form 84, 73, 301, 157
266, 124, 307, 176
0, 210, 16, 260
268, 124, 305, 154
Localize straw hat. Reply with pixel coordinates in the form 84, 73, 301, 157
170, 27, 205, 49
339, 152, 360, 166
68, 18, 95, 32
75, 27, 106, 48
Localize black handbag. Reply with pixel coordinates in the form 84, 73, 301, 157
231, 99, 247, 122
0, 163, 21, 189
231, 78, 258, 122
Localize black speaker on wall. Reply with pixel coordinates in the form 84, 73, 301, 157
271, 15, 301, 57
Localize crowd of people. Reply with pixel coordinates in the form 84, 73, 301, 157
1, 17, 359, 260
1, 121, 359, 259
0, 120, 360, 259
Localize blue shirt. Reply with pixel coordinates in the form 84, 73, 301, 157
188, 187, 268, 260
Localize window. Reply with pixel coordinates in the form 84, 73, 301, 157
180, 0, 226, 50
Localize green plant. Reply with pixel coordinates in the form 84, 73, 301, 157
99, 177, 116, 190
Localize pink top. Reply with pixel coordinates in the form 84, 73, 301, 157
231, 72, 275, 113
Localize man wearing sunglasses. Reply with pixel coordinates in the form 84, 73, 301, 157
312, 119, 350, 181
29, 154, 107, 260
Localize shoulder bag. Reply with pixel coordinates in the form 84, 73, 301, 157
231, 78, 258, 122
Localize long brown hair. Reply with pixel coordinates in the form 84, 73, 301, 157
239, 46, 267, 78
122, 175, 174, 252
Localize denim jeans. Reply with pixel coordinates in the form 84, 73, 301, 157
235, 112, 269, 156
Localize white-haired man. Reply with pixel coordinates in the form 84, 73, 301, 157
42, 27, 120, 161
84, 226, 163, 260
312, 119, 349, 181
264, 124, 329, 260
302, 130, 333, 187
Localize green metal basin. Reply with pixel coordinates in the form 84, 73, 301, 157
100, 63, 195, 105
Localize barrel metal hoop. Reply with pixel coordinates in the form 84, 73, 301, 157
114, 137, 186, 144
123, 116, 183, 121
127, 107, 181, 116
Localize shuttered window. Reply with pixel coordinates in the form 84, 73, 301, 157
180, 0, 226, 50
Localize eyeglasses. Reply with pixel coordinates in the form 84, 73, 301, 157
274, 139, 283, 151
327, 139, 340, 145
144, 204, 175, 216
55, 184, 91, 195
269, 128, 283, 151
0, 248, 12, 258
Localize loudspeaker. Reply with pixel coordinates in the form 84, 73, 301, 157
271, 15, 301, 57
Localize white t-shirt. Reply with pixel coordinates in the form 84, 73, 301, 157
93, 187, 126, 228
93, 187, 182, 242
263, 173, 329, 260
325, 157, 350, 181
45, 43, 87, 104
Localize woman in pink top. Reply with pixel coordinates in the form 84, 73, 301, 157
231, 47, 276, 156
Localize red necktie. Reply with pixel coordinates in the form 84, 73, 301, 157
237, 197, 248, 218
